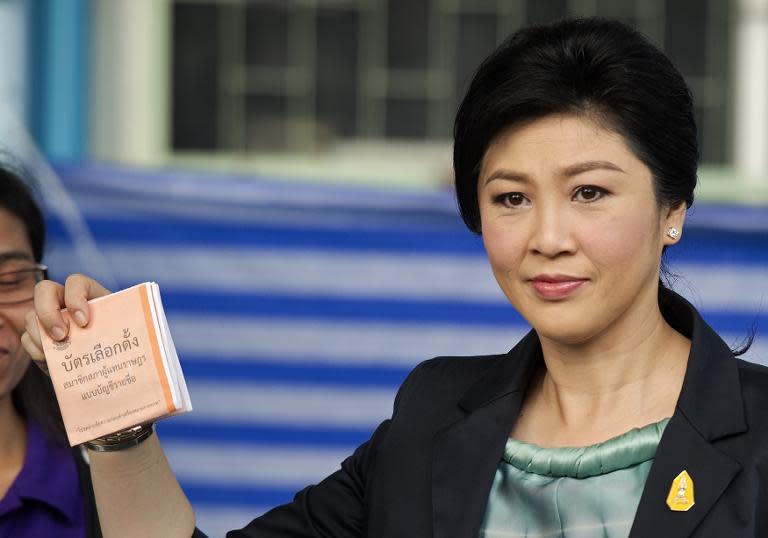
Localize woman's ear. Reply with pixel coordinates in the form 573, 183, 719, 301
662, 201, 687, 245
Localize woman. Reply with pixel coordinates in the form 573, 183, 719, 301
0, 166, 101, 537
24, 17, 768, 538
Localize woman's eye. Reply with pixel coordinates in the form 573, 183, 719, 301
572, 185, 607, 202
495, 192, 530, 208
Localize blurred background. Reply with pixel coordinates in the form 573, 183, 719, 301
2, 0, 767, 536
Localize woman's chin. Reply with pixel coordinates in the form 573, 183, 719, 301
529, 318, 604, 347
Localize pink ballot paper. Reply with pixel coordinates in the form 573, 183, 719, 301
38, 282, 192, 446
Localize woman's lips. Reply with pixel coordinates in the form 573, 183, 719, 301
529, 276, 588, 299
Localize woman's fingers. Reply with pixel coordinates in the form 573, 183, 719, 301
25, 274, 113, 374
63, 274, 111, 328
21, 275, 109, 373
33, 279, 67, 340
22, 310, 44, 356
32, 274, 112, 341
22, 309, 49, 375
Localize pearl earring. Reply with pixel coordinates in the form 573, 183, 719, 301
667, 227, 680, 239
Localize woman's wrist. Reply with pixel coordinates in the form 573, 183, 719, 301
83, 423, 155, 452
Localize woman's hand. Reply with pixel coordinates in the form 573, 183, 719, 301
21, 273, 111, 374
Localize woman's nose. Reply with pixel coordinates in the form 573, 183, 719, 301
528, 203, 577, 258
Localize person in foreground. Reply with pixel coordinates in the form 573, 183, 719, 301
24, 17, 768, 538
0, 167, 101, 537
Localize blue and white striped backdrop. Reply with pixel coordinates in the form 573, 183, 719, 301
45, 164, 767, 538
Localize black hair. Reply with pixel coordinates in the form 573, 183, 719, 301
0, 166, 68, 444
453, 17, 698, 233
0, 166, 45, 262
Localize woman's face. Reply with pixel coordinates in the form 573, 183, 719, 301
478, 114, 685, 345
0, 208, 35, 400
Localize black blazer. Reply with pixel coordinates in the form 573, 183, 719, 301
196, 290, 768, 537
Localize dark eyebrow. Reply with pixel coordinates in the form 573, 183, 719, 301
560, 160, 626, 177
483, 160, 625, 186
0, 251, 34, 264
483, 170, 531, 186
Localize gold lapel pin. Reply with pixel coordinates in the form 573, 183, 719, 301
666, 470, 695, 511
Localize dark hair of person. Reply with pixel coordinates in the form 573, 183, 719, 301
0, 165, 68, 444
454, 17, 697, 232
453, 17, 754, 355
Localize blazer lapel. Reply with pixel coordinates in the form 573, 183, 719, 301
631, 290, 747, 537
628, 412, 741, 537
431, 332, 541, 538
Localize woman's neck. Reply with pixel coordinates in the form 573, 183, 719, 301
514, 298, 691, 447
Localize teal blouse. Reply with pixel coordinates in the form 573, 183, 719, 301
480, 418, 670, 537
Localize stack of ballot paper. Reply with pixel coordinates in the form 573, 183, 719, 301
38, 282, 192, 446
